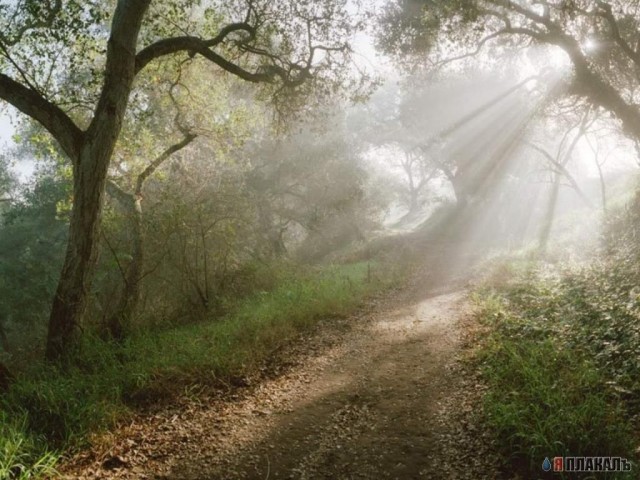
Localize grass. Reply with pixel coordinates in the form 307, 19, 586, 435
473, 264, 639, 479
0, 260, 399, 478
0, 414, 57, 480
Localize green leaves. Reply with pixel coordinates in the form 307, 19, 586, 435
0, 168, 69, 358
476, 265, 640, 477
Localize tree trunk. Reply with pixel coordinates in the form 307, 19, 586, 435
45, 0, 151, 361
256, 200, 287, 258
539, 172, 561, 253
0, 319, 9, 354
408, 188, 419, 213
104, 133, 195, 339
594, 158, 607, 213
451, 174, 469, 208
106, 193, 144, 340
0, 362, 14, 393
556, 34, 640, 143
46, 143, 115, 359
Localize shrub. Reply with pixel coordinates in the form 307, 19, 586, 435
475, 265, 639, 479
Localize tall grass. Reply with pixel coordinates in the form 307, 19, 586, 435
0, 261, 397, 478
0, 414, 58, 480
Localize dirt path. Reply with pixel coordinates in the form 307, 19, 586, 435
63, 264, 500, 479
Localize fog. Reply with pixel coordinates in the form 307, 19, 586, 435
5, 1, 640, 477
355, 64, 635, 266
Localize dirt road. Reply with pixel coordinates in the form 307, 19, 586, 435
63, 265, 500, 479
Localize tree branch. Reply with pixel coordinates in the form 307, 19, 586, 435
101, 229, 129, 287
136, 34, 300, 83
524, 141, 593, 208
596, 1, 640, 71
435, 28, 545, 67
135, 23, 311, 86
105, 179, 133, 207
135, 133, 196, 195
0, 72, 83, 162
135, 22, 254, 73
434, 30, 504, 66
494, 0, 555, 29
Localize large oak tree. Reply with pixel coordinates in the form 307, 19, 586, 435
0, 0, 359, 360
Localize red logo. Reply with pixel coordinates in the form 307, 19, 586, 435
553, 457, 564, 472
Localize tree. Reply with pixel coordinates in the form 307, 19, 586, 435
102, 59, 261, 334
526, 106, 595, 250
104, 133, 195, 339
246, 114, 374, 261
0, 0, 359, 360
0, 164, 69, 360
377, 0, 640, 144
361, 73, 539, 207
351, 82, 439, 215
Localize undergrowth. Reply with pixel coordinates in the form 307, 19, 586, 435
474, 260, 639, 479
0, 260, 398, 478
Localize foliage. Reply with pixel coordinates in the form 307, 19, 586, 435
0, 0, 373, 362
376, 0, 640, 144
376, 0, 480, 60
474, 259, 640, 478
246, 116, 377, 261
604, 186, 640, 259
0, 154, 16, 201
0, 413, 57, 480
0, 168, 69, 363
1, 0, 366, 118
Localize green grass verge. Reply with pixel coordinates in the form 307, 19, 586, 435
0, 261, 398, 478
473, 264, 639, 480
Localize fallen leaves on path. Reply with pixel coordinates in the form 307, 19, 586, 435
61, 277, 502, 479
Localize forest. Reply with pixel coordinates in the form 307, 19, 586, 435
1, 0, 640, 479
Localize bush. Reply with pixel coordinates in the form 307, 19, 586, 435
475, 264, 639, 479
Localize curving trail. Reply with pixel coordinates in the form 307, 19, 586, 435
62, 261, 500, 480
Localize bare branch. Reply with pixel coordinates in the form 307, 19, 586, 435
135, 133, 196, 195
524, 141, 593, 208
105, 179, 133, 207
0, 41, 43, 94
435, 31, 502, 66
101, 229, 129, 287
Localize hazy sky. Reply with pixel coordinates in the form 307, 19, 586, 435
0, 108, 31, 180
0, 112, 12, 143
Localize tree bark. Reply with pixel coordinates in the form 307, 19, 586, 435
45, 0, 151, 360
104, 183, 143, 339
111, 194, 143, 339
104, 133, 194, 338
481, 2, 640, 143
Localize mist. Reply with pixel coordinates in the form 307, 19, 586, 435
2, 1, 640, 478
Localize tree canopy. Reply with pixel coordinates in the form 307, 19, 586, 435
378, 0, 640, 143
